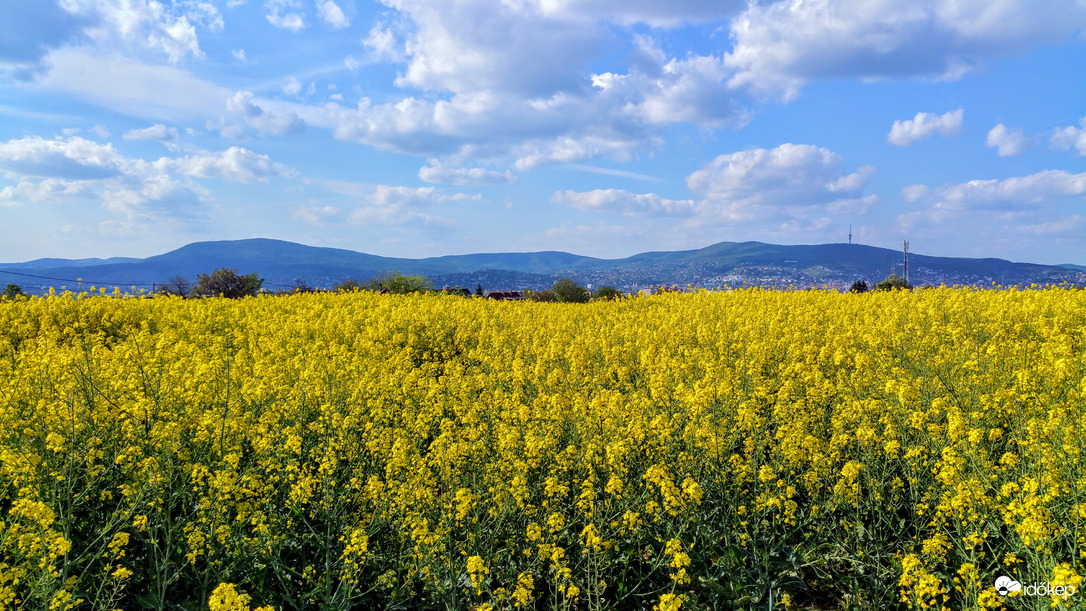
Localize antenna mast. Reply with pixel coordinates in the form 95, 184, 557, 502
849, 224, 852, 245
903, 240, 909, 283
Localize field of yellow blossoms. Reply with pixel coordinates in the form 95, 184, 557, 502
1, 287, 1084, 610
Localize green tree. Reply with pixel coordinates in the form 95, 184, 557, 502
849, 280, 869, 293
3, 283, 26, 299
592, 285, 623, 300
875, 274, 912, 291
192, 268, 264, 298
527, 289, 556, 302
552, 277, 590, 303
367, 271, 433, 294
335, 279, 363, 292
159, 275, 190, 297
475, 283, 484, 297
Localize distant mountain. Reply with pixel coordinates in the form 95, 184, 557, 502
2, 238, 1083, 294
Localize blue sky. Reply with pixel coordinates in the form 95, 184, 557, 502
1, 0, 1084, 264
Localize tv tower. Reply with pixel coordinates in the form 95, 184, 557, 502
903, 240, 909, 283
849, 224, 852, 245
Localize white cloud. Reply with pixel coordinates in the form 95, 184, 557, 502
282, 76, 303, 96
293, 204, 343, 223
552, 144, 876, 238
363, 24, 402, 62
75, 0, 206, 62
220, 90, 305, 137
726, 0, 1086, 100
552, 189, 695, 217
316, 0, 349, 29
370, 0, 605, 96
536, 0, 746, 27
265, 0, 305, 30
40, 49, 231, 120
1017, 215, 1086, 236
344, 184, 479, 227
418, 161, 516, 185
321, 4, 752, 168
1051, 118, 1086, 156
686, 144, 875, 212
0, 135, 294, 226
344, 55, 360, 71
0, 136, 128, 179
157, 147, 296, 183
986, 123, 1030, 157
904, 170, 1086, 210
367, 185, 479, 207
232, 48, 246, 61
589, 37, 745, 128
349, 206, 454, 227
887, 109, 964, 146
123, 124, 179, 146
90, 125, 111, 139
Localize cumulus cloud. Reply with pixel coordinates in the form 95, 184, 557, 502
897, 170, 1086, 255
77, 0, 207, 62
686, 144, 875, 213
726, 0, 1086, 100
123, 124, 179, 146
314, 2, 756, 170
904, 170, 1086, 210
1, 0, 225, 77
887, 109, 964, 146
316, 0, 349, 29
552, 144, 876, 235
589, 37, 745, 128
282, 76, 302, 96
1051, 117, 1086, 156
343, 184, 480, 227
552, 189, 695, 217
538, 0, 746, 27
367, 185, 479, 207
0, 135, 295, 225
157, 147, 295, 183
219, 90, 305, 137
0, 136, 128, 179
986, 124, 1030, 156
265, 0, 305, 31
232, 48, 246, 61
418, 161, 516, 185
293, 204, 343, 223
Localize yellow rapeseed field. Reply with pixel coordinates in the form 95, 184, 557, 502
0, 288, 1083, 610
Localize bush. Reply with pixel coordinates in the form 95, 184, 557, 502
3, 283, 26, 299
366, 271, 433, 294
875, 274, 912, 291
192, 268, 264, 298
849, 280, 869, 293
552, 277, 590, 303
592, 286, 623, 300
527, 289, 556, 302
335, 279, 364, 292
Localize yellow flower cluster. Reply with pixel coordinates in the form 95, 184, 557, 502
0, 286, 1083, 609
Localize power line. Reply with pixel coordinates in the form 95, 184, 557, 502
0, 268, 155, 286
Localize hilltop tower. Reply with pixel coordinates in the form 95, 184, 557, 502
849, 224, 852, 245
903, 240, 909, 283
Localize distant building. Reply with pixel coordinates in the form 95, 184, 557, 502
485, 290, 523, 300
